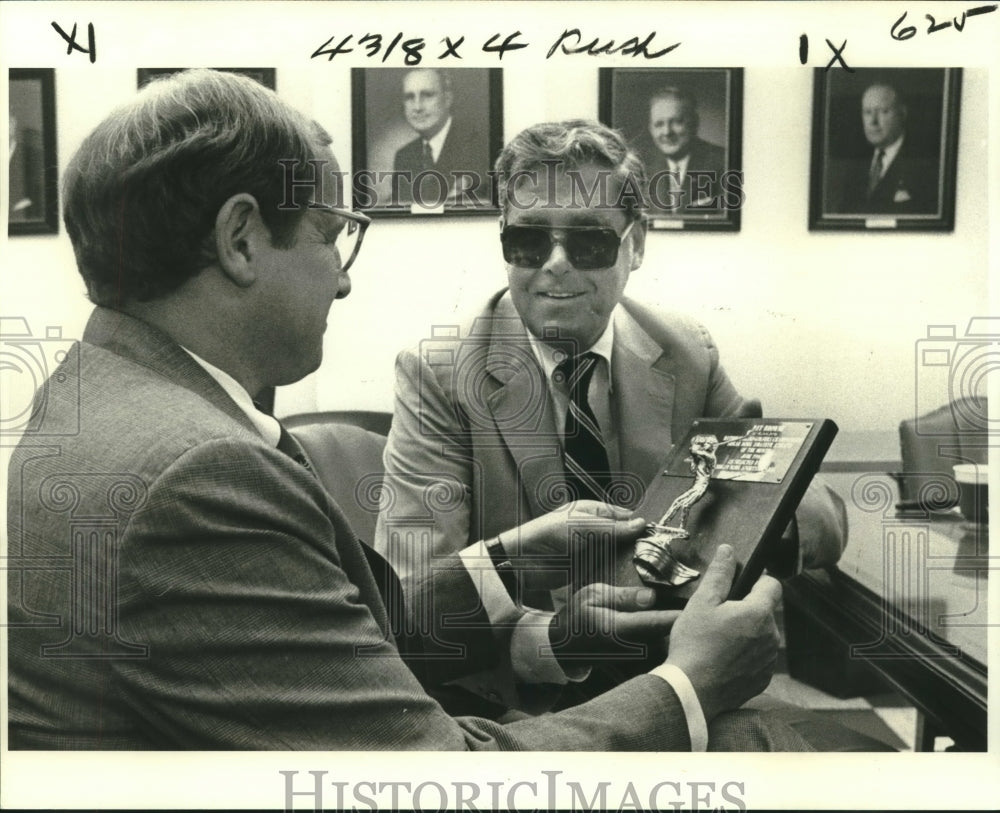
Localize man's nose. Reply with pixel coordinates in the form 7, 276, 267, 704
541, 241, 572, 276
335, 269, 352, 299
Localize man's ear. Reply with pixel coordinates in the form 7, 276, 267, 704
214, 193, 266, 288
629, 218, 647, 271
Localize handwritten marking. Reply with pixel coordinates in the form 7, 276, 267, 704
824, 38, 853, 71
51, 21, 96, 63
482, 31, 529, 60
440, 35, 464, 59
891, 5, 995, 41
546, 29, 680, 59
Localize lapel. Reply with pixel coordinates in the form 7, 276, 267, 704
612, 306, 676, 489
483, 294, 564, 518
83, 306, 259, 436
83, 307, 392, 633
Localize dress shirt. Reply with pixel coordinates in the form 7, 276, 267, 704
523, 310, 707, 749
425, 117, 453, 165
871, 134, 904, 184
666, 154, 691, 184
527, 311, 620, 472
182, 349, 281, 447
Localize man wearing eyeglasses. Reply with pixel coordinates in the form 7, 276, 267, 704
8, 71, 811, 751
377, 120, 852, 740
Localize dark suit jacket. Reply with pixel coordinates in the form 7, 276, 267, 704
639, 136, 729, 213
376, 290, 847, 708
836, 138, 939, 215
6, 306, 691, 750
393, 118, 489, 202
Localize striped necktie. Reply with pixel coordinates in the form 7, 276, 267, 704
556, 352, 611, 502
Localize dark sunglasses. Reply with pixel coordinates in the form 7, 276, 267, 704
500, 221, 636, 271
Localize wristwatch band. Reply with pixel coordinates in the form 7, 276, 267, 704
485, 535, 517, 598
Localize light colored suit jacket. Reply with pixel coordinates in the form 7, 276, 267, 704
376, 290, 847, 706
6, 306, 690, 750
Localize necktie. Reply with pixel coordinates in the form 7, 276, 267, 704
276, 423, 314, 473
556, 352, 611, 502
868, 149, 885, 195
667, 162, 682, 212
421, 140, 434, 171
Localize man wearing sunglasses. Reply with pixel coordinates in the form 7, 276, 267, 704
8, 70, 812, 751
377, 121, 852, 741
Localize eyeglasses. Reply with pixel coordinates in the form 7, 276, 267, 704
500, 221, 636, 271
307, 203, 372, 274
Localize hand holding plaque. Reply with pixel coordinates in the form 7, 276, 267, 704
617, 418, 838, 606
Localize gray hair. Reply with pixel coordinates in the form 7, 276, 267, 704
63, 69, 329, 306
648, 86, 699, 119
403, 68, 453, 95
493, 119, 648, 220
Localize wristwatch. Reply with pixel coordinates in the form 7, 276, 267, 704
484, 534, 517, 598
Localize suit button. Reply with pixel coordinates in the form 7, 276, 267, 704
487, 691, 502, 702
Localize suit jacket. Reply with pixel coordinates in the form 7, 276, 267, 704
6, 306, 690, 750
638, 136, 729, 213
393, 118, 490, 203
836, 138, 939, 215
376, 291, 847, 707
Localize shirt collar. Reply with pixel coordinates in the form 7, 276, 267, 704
425, 117, 453, 162
876, 134, 905, 168
667, 153, 691, 176
527, 307, 617, 387
181, 347, 282, 448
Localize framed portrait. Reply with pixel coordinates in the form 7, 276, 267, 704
599, 67, 743, 231
809, 67, 961, 231
351, 67, 503, 216
8, 68, 58, 236
137, 67, 276, 89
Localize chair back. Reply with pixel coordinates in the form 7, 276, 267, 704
897, 398, 988, 506
288, 414, 390, 544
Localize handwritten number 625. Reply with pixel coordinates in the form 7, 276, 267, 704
891, 6, 995, 40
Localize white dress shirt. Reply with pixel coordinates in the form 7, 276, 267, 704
465, 312, 708, 749
871, 134, 904, 184
424, 117, 452, 165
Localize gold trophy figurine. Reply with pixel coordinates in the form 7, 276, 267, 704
633, 434, 720, 588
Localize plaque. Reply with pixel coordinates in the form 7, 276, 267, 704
616, 418, 839, 606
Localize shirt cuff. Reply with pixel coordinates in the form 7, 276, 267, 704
509, 609, 592, 685
458, 540, 522, 628
649, 662, 708, 751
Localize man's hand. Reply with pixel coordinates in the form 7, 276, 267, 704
500, 501, 647, 591
664, 544, 781, 722
548, 583, 680, 667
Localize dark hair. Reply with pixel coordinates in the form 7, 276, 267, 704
63, 69, 330, 306
493, 119, 647, 221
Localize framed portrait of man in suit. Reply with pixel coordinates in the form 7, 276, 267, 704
8, 69, 58, 236
809, 67, 961, 231
599, 67, 744, 231
137, 67, 276, 89
351, 67, 502, 216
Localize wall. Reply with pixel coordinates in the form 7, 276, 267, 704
2, 66, 989, 444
